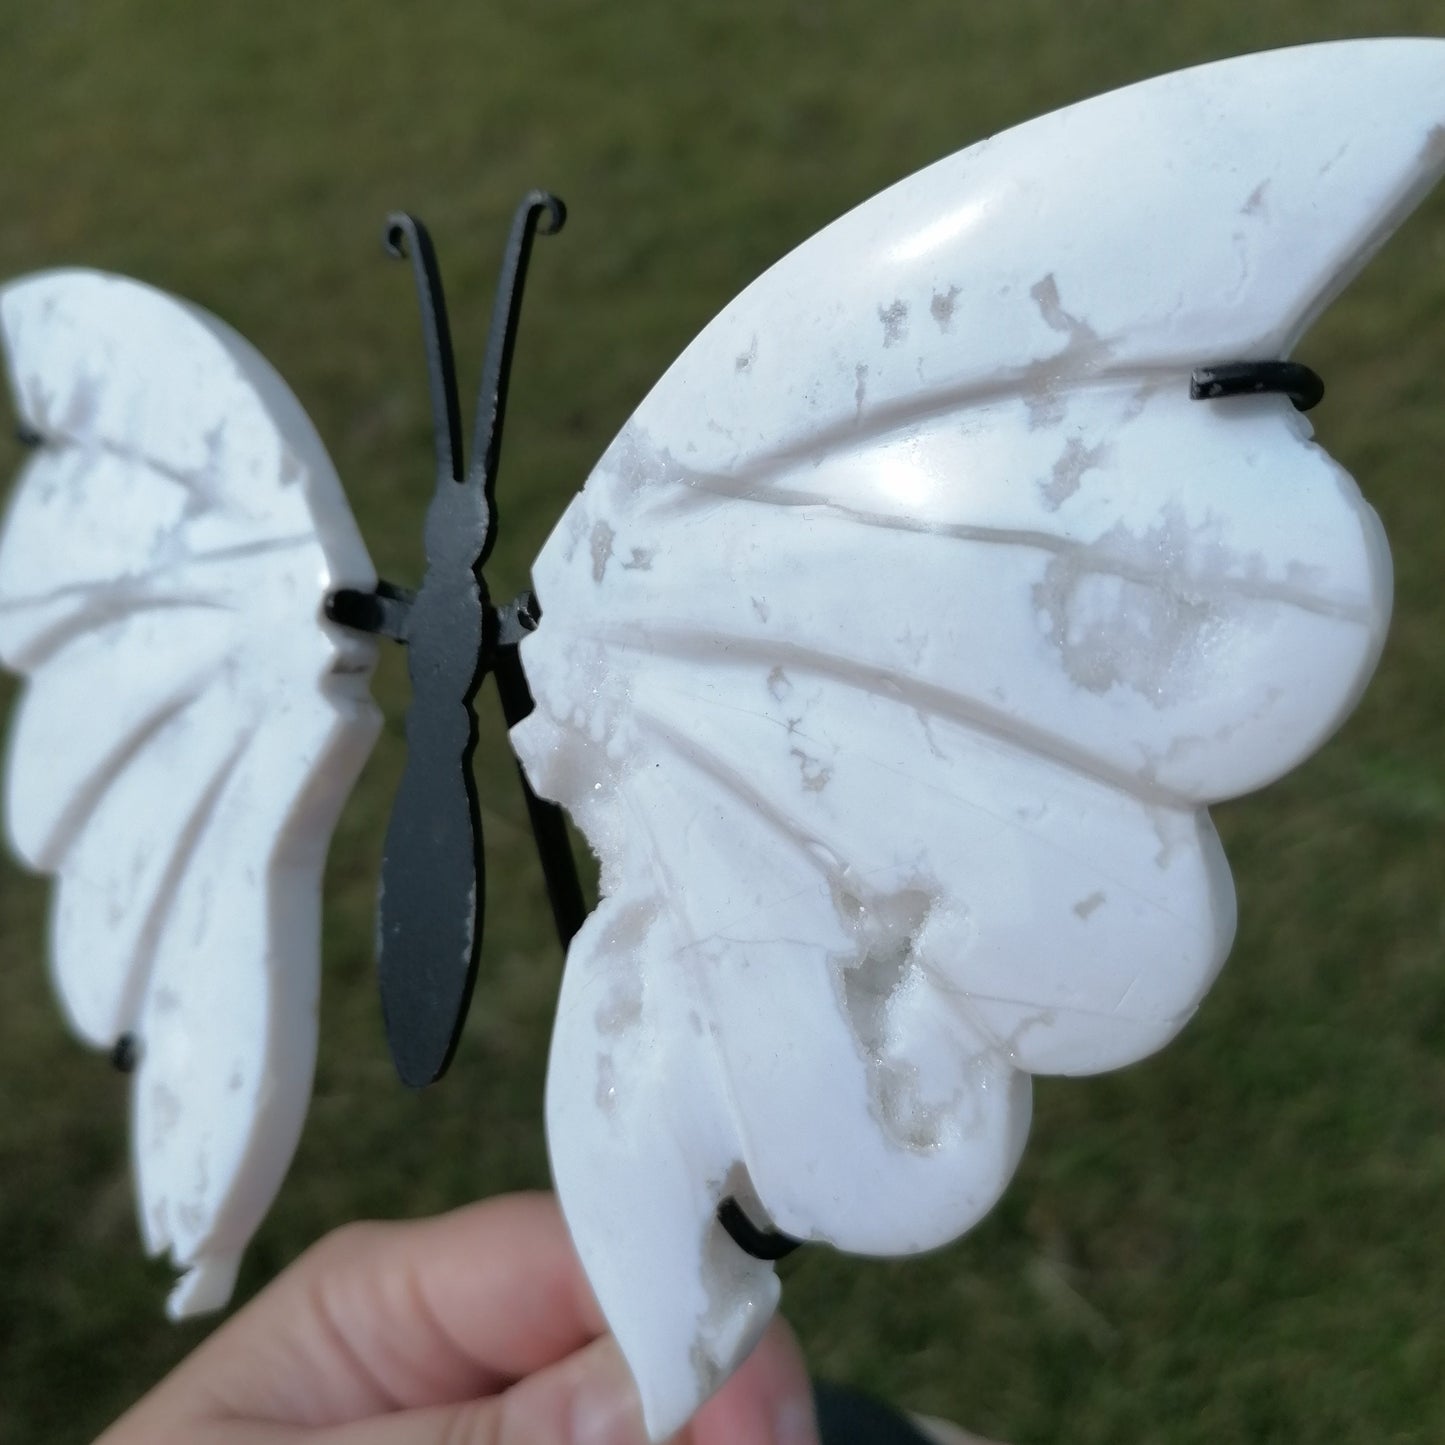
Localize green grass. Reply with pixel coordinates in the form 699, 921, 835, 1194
1, 4, 1443, 1441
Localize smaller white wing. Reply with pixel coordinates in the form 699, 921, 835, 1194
0, 272, 380, 1314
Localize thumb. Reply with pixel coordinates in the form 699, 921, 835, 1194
310, 1317, 820, 1445
306, 1334, 647, 1445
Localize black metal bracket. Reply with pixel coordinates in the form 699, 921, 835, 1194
325, 583, 538, 653
1190, 360, 1324, 412
325, 578, 416, 643
325, 196, 584, 1091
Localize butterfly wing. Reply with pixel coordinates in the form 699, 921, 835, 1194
512, 39, 1445, 1436
0, 271, 380, 1314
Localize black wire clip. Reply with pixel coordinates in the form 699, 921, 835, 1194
1190, 359, 1324, 412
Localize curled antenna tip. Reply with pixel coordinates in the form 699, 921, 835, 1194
538, 192, 566, 235
384, 211, 425, 260
516, 189, 566, 236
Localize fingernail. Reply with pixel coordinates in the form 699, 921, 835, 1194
774, 1393, 821, 1445
570, 1346, 647, 1445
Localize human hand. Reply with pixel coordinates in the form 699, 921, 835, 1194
96, 1192, 819, 1444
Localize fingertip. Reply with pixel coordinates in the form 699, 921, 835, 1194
691, 1317, 818, 1445
493, 1334, 650, 1445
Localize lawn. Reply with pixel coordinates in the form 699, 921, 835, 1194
0, 4, 1442, 1442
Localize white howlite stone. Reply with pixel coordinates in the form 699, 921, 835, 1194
511, 40, 1445, 1439
0, 272, 381, 1317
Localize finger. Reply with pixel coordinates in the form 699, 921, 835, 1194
691, 1317, 819, 1445
305, 1321, 818, 1445
300, 1335, 645, 1445
175, 1193, 608, 1426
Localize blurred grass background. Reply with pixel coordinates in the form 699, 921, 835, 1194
0, 3, 1442, 1441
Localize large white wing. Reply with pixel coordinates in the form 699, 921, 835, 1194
512, 39, 1445, 1437
0, 272, 380, 1315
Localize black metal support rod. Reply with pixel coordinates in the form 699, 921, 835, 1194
492, 642, 587, 949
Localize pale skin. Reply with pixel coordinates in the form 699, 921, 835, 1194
97, 1193, 821, 1445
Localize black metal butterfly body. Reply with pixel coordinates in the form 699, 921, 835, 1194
326, 196, 583, 1091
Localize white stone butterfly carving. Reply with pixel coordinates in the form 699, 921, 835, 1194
512, 39, 1444, 1434
1, 35, 1442, 1443
0, 277, 381, 1314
